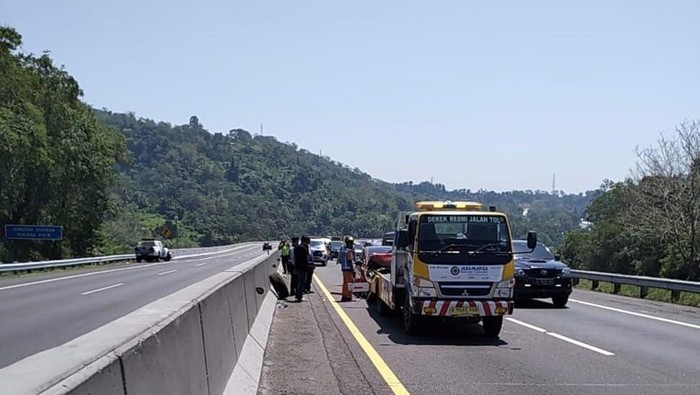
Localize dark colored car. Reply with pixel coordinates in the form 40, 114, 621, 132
381, 231, 395, 246
513, 240, 573, 307
328, 240, 343, 259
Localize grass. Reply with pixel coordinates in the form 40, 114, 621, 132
575, 279, 700, 308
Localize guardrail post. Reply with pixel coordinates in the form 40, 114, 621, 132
612, 283, 621, 294
639, 286, 648, 299
572, 277, 579, 286
591, 280, 599, 290
671, 290, 681, 302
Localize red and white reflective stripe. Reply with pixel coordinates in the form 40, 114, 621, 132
418, 300, 512, 316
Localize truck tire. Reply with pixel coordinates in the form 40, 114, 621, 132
366, 288, 377, 304
482, 316, 503, 338
164, 253, 172, 262
376, 296, 391, 316
552, 295, 568, 308
269, 273, 289, 300
403, 293, 422, 335
136, 257, 142, 263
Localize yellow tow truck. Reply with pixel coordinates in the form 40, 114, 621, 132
367, 201, 537, 337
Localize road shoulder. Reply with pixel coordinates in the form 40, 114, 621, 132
257, 271, 380, 395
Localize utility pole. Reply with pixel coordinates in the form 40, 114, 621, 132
552, 173, 556, 194
260, 124, 263, 136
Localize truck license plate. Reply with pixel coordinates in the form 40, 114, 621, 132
535, 278, 554, 285
451, 306, 479, 315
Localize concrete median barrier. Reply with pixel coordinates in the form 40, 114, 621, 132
0, 250, 280, 395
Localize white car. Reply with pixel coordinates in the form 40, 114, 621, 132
309, 239, 329, 266
134, 239, 172, 262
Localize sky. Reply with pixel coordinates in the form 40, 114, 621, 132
3, 1, 699, 193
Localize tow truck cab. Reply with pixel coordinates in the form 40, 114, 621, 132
368, 201, 537, 337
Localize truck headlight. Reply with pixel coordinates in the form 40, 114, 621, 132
561, 267, 571, 278
515, 269, 526, 277
495, 279, 515, 298
412, 277, 436, 297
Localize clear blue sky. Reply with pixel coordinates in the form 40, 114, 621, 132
4, 1, 699, 193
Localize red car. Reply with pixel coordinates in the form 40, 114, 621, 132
361, 245, 393, 272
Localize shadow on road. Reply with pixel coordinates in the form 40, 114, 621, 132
360, 298, 509, 347
514, 299, 570, 310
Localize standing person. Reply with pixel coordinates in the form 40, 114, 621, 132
279, 239, 291, 274
289, 237, 299, 292
305, 241, 316, 294
338, 237, 355, 302
293, 236, 310, 302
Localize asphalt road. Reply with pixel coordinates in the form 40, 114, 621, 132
0, 243, 267, 368
264, 261, 700, 395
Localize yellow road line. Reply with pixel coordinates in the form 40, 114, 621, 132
313, 276, 410, 395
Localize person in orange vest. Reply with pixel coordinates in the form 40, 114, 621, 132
338, 237, 355, 302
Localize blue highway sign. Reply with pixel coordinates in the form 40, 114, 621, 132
4, 225, 64, 240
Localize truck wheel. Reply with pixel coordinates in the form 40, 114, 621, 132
269, 273, 289, 300
366, 289, 377, 304
153, 256, 159, 262
403, 293, 422, 335
376, 296, 391, 316
165, 253, 172, 262
552, 295, 569, 308
482, 316, 503, 338
136, 257, 142, 263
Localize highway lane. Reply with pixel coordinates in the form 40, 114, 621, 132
0, 243, 268, 368
311, 263, 700, 395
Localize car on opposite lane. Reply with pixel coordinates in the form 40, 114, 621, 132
513, 240, 573, 307
134, 239, 172, 263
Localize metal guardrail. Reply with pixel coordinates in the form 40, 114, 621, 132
0, 244, 250, 273
572, 269, 700, 299
0, 254, 134, 273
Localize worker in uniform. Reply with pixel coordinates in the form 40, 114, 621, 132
338, 237, 355, 302
279, 239, 291, 274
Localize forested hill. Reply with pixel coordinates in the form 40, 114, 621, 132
94, 110, 598, 251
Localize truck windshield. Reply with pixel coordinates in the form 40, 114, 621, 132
417, 214, 510, 254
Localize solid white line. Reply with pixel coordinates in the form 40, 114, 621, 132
505, 318, 547, 333
570, 299, 700, 330
506, 317, 615, 356
0, 244, 259, 292
173, 244, 255, 260
0, 262, 166, 292
81, 283, 123, 296
157, 269, 177, 276
546, 332, 616, 356
188, 250, 248, 263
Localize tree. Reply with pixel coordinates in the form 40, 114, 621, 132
0, 26, 126, 260
627, 121, 700, 280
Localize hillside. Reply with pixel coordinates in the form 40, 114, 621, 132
94, 110, 597, 253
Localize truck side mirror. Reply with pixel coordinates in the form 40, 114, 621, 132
527, 231, 537, 249
554, 254, 561, 261
397, 230, 410, 249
